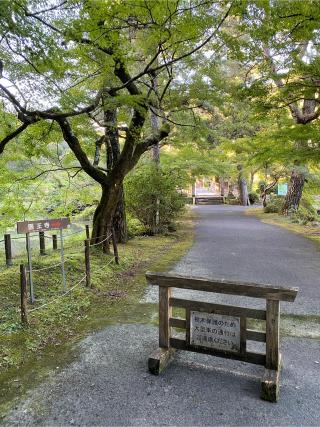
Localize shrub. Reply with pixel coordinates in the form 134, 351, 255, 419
126, 213, 145, 238
263, 194, 283, 213
290, 206, 317, 225
125, 163, 185, 234
248, 191, 260, 204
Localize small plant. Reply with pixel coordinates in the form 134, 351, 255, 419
248, 191, 260, 204
263, 194, 283, 213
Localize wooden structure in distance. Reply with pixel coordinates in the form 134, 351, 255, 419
146, 271, 298, 403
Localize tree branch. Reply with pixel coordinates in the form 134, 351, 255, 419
56, 118, 107, 185
0, 123, 29, 154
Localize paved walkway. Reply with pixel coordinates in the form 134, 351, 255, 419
172, 205, 320, 315
4, 206, 320, 426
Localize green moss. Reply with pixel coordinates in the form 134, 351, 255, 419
0, 209, 195, 417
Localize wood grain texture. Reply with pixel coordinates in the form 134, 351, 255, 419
261, 354, 282, 402
169, 317, 187, 329
146, 272, 298, 301
170, 337, 266, 366
148, 347, 176, 375
240, 317, 247, 354
266, 299, 280, 370
247, 329, 266, 342
170, 298, 266, 320
159, 286, 172, 348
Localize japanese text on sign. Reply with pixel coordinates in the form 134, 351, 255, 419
17, 218, 70, 234
189, 311, 240, 353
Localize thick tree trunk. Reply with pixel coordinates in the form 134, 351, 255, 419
104, 108, 128, 243
219, 177, 225, 196
92, 182, 122, 253
112, 187, 127, 243
238, 176, 250, 206
237, 165, 250, 206
282, 169, 305, 215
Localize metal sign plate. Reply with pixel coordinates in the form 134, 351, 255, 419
277, 183, 288, 196
189, 310, 240, 353
17, 217, 70, 234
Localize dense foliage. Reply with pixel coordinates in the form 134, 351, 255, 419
1, 0, 320, 235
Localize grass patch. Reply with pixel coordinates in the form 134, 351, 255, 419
246, 207, 320, 247
0, 209, 195, 416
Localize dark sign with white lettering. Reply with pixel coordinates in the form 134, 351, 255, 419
17, 217, 70, 234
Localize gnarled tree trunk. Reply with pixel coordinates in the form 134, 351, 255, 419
282, 169, 305, 215
104, 107, 127, 243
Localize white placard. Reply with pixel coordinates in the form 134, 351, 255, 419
190, 311, 241, 353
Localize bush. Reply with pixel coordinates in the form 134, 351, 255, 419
125, 163, 185, 234
248, 191, 260, 204
290, 206, 317, 225
289, 194, 318, 225
263, 194, 283, 213
126, 213, 145, 238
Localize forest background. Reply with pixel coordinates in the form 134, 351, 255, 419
1, 0, 320, 242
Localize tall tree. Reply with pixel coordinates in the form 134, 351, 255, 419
0, 0, 233, 248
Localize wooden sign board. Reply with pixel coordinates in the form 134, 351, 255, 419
189, 311, 240, 353
146, 271, 299, 403
17, 217, 70, 234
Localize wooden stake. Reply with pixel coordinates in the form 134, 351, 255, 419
4, 234, 13, 267
85, 224, 90, 239
159, 286, 172, 348
52, 234, 58, 250
20, 264, 28, 326
39, 231, 46, 255
266, 299, 280, 370
84, 239, 91, 288
111, 228, 119, 265
148, 347, 176, 375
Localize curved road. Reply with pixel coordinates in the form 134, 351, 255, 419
4, 206, 320, 426
171, 205, 320, 315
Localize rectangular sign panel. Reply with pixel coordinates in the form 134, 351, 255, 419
17, 217, 70, 234
277, 183, 288, 196
189, 310, 240, 353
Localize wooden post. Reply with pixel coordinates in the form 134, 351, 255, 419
148, 285, 175, 374
261, 299, 281, 402
39, 231, 46, 255
84, 239, 91, 288
159, 286, 172, 348
240, 316, 247, 354
86, 224, 90, 239
265, 299, 280, 370
111, 228, 119, 265
20, 264, 28, 326
52, 234, 58, 250
4, 234, 13, 267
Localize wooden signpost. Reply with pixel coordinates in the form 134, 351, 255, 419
17, 218, 70, 302
146, 271, 298, 402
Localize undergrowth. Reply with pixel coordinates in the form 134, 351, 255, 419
0, 211, 194, 374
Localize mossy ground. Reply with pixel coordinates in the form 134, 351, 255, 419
0, 209, 195, 417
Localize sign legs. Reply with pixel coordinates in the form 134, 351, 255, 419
148, 286, 176, 375
60, 228, 66, 291
26, 233, 34, 303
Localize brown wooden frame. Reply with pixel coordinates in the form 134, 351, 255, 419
146, 271, 298, 403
